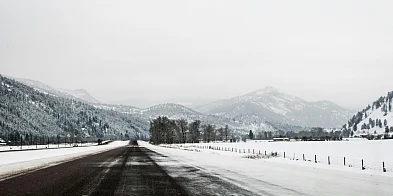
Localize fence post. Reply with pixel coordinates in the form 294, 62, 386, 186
328, 156, 330, 165
284, 152, 286, 159
259, 150, 260, 155
362, 159, 365, 170
265, 150, 266, 156
383, 162, 386, 172
253, 149, 254, 154
344, 157, 346, 166
315, 155, 317, 163
303, 154, 305, 161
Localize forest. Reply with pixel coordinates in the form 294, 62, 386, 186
0, 75, 148, 145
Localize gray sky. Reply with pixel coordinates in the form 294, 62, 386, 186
1, 0, 392, 110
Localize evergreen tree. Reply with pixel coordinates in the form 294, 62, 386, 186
224, 125, 229, 141
248, 130, 254, 140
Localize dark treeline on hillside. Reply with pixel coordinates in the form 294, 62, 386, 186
0, 75, 148, 145
253, 127, 345, 141
149, 116, 233, 144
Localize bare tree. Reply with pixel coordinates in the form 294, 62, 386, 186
175, 119, 188, 143
203, 124, 215, 143
189, 120, 201, 143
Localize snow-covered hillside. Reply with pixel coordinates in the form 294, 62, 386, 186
0, 74, 148, 140
10, 76, 100, 104
344, 91, 393, 138
195, 87, 353, 128
113, 103, 279, 135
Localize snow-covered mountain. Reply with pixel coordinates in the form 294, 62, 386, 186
195, 87, 353, 128
344, 91, 393, 138
9, 77, 100, 104
94, 102, 284, 134
0, 74, 148, 139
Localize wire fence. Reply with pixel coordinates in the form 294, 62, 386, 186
167, 144, 392, 173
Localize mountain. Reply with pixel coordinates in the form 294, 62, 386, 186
9, 77, 100, 104
344, 91, 393, 138
9, 76, 279, 134
194, 87, 353, 128
0, 74, 148, 142
94, 103, 284, 135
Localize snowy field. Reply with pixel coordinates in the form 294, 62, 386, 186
170, 140, 393, 173
141, 141, 393, 196
0, 141, 129, 179
0, 143, 95, 152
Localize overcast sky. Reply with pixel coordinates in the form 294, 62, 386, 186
1, 0, 392, 110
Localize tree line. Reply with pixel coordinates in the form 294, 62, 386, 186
149, 116, 232, 144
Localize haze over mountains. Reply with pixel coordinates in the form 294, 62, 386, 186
10, 76, 354, 130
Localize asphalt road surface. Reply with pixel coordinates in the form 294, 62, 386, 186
0, 144, 256, 196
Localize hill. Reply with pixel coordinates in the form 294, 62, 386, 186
10, 77, 100, 104
94, 103, 280, 135
343, 91, 393, 138
194, 87, 353, 128
0, 74, 148, 144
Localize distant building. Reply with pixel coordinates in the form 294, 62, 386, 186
272, 138, 290, 142
0, 138, 6, 145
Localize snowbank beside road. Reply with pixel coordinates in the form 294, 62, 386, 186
0, 141, 129, 179
176, 140, 393, 173
0, 143, 95, 152
140, 141, 393, 196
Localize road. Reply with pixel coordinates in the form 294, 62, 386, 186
0, 144, 255, 196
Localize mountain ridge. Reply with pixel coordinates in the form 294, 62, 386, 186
194, 87, 353, 128
0, 74, 148, 141
9, 76, 352, 130
343, 91, 393, 138
8, 76, 101, 104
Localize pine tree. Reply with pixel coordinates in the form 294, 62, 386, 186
249, 130, 254, 140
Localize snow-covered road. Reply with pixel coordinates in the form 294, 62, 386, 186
141, 141, 393, 196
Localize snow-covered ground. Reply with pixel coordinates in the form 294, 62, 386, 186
0, 141, 129, 179
140, 141, 393, 196
171, 140, 393, 173
0, 143, 95, 152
